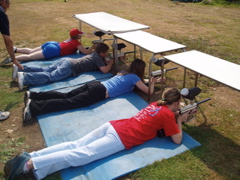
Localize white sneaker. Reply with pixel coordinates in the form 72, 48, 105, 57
23, 100, 32, 122
0, 56, 12, 66
0, 111, 10, 121
24, 91, 30, 107
18, 72, 24, 90
12, 64, 18, 81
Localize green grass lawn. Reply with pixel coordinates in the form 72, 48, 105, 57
0, 0, 239, 179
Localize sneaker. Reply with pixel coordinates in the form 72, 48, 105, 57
12, 64, 18, 81
0, 111, 10, 121
4, 151, 30, 178
23, 100, 32, 122
7, 153, 31, 180
18, 72, 24, 90
0, 56, 12, 66
24, 91, 30, 107
151, 58, 170, 67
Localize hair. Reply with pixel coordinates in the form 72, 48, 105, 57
118, 59, 146, 82
70, 35, 79, 40
0, 0, 10, 4
95, 43, 109, 54
157, 88, 181, 106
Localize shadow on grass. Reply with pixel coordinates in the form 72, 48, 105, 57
184, 123, 240, 179
4, 102, 20, 111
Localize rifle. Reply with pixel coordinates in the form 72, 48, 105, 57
151, 67, 178, 77
179, 98, 211, 115
92, 39, 103, 44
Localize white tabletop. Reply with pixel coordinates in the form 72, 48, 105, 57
74, 12, 149, 34
114, 30, 186, 54
164, 50, 240, 91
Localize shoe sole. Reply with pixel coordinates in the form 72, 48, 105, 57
12, 65, 18, 81
24, 92, 30, 107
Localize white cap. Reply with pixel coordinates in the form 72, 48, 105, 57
181, 88, 189, 96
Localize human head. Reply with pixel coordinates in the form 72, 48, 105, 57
157, 88, 181, 108
0, 0, 10, 11
124, 59, 146, 82
95, 43, 109, 56
70, 28, 84, 39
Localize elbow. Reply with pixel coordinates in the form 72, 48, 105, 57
100, 70, 108, 74
173, 140, 182, 145
149, 91, 154, 95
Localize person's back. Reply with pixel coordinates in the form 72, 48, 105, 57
70, 51, 106, 76
110, 102, 178, 149
102, 73, 140, 98
59, 38, 82, 56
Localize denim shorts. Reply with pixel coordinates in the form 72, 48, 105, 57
41, 41, 61, 58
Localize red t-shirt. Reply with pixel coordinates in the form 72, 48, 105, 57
110, 102, 180, 149
59, 39, 81, 56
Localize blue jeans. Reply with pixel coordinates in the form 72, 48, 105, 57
30, 122, 125, 180
22, 58, 72, 86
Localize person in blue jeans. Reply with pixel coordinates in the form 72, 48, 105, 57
14, 43, 113, 90
22, 59, 162, 122
4, 88, 195, 180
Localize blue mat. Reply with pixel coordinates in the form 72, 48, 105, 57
37, 91, 201, 180
20, 53, 113, 92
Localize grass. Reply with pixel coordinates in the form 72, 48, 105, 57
0, 0, 240, 179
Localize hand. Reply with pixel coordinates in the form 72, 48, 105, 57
14, 60, 24, 70
151, 77, 159, 83
177, 113, 190, 123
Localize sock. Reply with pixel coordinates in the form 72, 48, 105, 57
23, 161, 29, 172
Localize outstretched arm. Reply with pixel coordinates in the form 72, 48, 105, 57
135, 77, 160, 95
77, 44, 97, 55
2, 34, 23, 70
99, 60, 114, 74
171, 112, 189, 144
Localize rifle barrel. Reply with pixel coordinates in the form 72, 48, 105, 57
196, 98, 211, 105
165, 67, 178, 72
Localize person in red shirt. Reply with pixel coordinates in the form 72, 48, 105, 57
0, 28, 97, 64
5, 88, 197, 180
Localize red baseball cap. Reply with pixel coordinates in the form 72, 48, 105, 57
70, 28, 84, 37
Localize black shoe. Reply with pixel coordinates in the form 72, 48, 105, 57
4, 152, 30, 178
6, 152, 31, 180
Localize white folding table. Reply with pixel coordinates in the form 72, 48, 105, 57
73, 12, 150, 71
164, 50, 240, 91
74, 12, 149, 34
114, 30, 186, 99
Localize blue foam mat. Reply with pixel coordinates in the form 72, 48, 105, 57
37, 92, 201, 180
